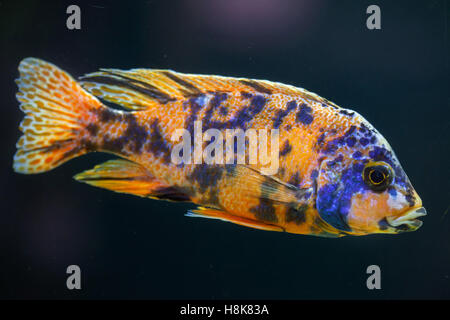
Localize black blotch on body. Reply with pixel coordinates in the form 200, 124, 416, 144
146, 119, 171, 162
339, 110, 355, 117
378, 218, 389, 230
94, 109, 150, 155
233, 107, 253, 129
273, 100, 297, 129
209, 92, 228, 110
205, 186, 221, 206
188, 165, 224, 193
185, 95, 206, 135
86, 123, 99, 136
229, 94, 267, 129
102, 134, 128, 154
296, 103, 314, 125
219, 106, 228, 116
250, 199, 278, 222
316, 132, 326, 149
97, 108, 121, 123
288, 172, 301, 187
250, 95, 267, 114
240, 91, 253, 99
123, 113, 148, 153
225, 164, 236, 174
280, 140, 292, 156
203, 92, 229, 129
286, 204, 307, 225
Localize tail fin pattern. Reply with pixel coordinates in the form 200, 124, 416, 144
14, 58, 102, 174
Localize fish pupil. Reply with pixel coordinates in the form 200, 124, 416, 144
370, 169, 385, 184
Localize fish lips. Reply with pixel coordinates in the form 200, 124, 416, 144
386, 207, 427, 232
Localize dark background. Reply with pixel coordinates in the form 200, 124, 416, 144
0, 0, 448, 299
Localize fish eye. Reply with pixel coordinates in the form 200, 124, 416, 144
362, 162, 393, 192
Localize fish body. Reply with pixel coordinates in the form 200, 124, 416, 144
13, 58, 426, 237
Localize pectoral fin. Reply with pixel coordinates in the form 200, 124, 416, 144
186, 207, 284, 232
74, 159, 190, 201
226, 165, 313, 206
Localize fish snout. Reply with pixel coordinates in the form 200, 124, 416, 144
386, 207, 427, 232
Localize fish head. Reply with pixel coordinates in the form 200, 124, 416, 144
315, 121, 425, 236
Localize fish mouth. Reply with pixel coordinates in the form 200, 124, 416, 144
386, 207, 427, 232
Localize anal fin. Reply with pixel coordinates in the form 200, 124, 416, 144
186, 207, 284, 232
74, 159, 189, 201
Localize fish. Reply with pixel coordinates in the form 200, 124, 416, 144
13, 58, 426, 237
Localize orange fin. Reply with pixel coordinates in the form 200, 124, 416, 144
14, 58, 103, 174
80, 68, 340, 111
186, 207, 284, 232
74, 159, 190, 201
226, 165, 313, 208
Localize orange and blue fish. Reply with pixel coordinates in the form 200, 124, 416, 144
13, 58, 426, 237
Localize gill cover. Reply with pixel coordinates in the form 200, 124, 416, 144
315, 159, 368, 232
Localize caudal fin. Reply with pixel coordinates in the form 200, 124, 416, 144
14, 58, 103, 174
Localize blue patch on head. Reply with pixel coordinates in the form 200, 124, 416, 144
317, 184, 351, 231
317, 163, 368, 231
322, 126, 357, 155
346, 137, 357, 147
327, 154, 343, 167
310, 169, 319, 180
359, 137, 369, 146
388, 188, 397, 197
352, 151, 362, 159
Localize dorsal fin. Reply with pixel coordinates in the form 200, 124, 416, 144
80, 68, 340, 111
